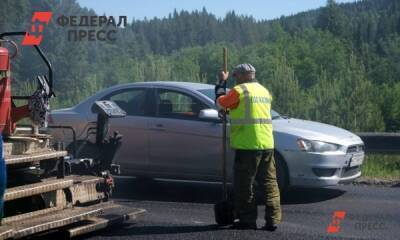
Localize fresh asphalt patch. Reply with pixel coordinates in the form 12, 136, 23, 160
79, 177, 400, 240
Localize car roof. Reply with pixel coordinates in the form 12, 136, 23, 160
110, 81, 214, 91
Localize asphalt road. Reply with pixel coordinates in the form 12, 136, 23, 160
79, 177, 400, 240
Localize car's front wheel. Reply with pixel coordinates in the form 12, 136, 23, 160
275, 152, 289, 194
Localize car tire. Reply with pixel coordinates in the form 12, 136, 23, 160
275, 152, 289, 194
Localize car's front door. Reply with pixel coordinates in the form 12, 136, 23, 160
103, 87, 153, 175
147, 87, 222, 180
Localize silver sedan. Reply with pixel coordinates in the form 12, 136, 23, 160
49, 81, 365, 190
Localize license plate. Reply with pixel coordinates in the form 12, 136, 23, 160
350, 153, 364, 167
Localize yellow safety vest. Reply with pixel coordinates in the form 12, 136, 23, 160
229, 82, 274, 150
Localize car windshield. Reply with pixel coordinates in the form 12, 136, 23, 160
271, 110, 281, 119
197, 88, 282, 119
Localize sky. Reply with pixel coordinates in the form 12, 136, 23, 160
77, 0, 358, 22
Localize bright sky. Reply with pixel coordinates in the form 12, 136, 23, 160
78, 0, 358, 22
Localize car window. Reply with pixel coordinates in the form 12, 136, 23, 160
103, 88, 149, 116
156, 89, 208, 120
198, 88, 215, 100
198, 88, 230, 101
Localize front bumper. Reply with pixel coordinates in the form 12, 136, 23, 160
281, 150, 364, 188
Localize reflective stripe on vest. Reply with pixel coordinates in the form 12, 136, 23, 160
230, 118, 272, 125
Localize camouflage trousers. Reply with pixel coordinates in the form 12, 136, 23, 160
233, 149, 282, 225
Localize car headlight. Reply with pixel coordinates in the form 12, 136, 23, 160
297, 139, 340, 152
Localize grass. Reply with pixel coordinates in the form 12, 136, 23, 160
362, 154, 400, 179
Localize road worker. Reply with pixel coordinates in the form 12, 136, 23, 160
215, 63, 281, 230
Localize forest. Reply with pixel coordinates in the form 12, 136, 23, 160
0, 0, 399, 132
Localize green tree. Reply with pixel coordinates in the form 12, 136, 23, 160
262, 56, 308, 119
317, 0, 349, 38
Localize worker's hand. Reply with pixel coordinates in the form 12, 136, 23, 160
218, 71, 229, 81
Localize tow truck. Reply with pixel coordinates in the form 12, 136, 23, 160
0, 32, 145, 239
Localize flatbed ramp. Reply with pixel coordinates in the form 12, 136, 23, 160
1, 137, 145, 239
0, 202, 145, 239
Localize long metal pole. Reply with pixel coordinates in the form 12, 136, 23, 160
222, 47, 228, 201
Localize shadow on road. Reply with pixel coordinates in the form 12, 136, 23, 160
281, 187, 345, 205
75, 223, 221, 238
113, 177, 346, 205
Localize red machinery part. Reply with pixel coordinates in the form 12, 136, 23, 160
0, 47, 12, 135
0, 47, 9, 70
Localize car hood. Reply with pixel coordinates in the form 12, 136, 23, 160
273, 118, 363, 145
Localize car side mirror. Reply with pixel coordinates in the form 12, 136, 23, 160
199, 109, 220, 121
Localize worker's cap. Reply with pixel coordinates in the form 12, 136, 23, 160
232, 63, 256, 77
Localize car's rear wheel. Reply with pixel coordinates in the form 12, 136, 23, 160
275, 152, 289, 194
